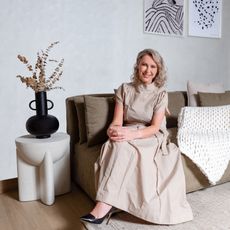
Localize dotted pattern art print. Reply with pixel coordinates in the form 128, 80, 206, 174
144, 0, 185, 36
188, 0, 222, 38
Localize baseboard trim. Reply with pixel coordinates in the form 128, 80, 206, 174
0, 178, 18, 194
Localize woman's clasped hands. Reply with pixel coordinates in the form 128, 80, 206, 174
107, 125, 138, 142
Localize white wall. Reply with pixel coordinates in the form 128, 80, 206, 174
223, 1, 230, 87
0, 0, 229, 180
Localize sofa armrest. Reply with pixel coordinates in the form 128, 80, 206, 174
66, 96, 79, 155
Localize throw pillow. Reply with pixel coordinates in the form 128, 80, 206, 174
198, 91, 230, 106
84, 96, 115, 146
187, 81, 224, 106
167, 92, 186, 128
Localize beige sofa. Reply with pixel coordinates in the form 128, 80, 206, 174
66, 91, 230, 200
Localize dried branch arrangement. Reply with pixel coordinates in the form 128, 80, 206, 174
16, 41, 64, 92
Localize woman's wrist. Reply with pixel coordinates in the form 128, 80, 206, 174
134, 129, 142, 139
107, 125, 120, 137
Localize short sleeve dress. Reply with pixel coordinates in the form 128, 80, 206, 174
95, 82, 193, 225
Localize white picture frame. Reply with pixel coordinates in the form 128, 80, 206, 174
188, 0, 222, 38
144, 0, 185, 36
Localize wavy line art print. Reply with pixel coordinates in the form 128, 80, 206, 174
189, 0, 222, 38
144, 0, 184, 36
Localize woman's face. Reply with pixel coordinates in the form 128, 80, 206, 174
138, 54, 158, 85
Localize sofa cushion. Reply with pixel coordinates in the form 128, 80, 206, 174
167, 92, 186, 128
187, 81, 224, 106
84, 95, 115, 146
198, 91, 230, 106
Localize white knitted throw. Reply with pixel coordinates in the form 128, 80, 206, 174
177, 105, 230, 185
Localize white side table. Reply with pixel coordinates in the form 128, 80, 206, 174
15, 132, 71, 205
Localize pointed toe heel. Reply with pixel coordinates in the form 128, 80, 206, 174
80, 207, 121, 225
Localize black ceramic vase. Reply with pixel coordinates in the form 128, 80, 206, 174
26, 91, 59, 138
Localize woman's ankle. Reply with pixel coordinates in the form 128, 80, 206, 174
90, 202, 112, 218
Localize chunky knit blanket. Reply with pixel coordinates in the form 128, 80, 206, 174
177, 105, 230, 185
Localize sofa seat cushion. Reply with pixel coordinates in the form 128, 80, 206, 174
72, 138, 230, 198
73, 142, 102, 200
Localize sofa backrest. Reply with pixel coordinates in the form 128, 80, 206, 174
66, 91, 187, 154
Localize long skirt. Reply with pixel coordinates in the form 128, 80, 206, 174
95, 131, 193, 225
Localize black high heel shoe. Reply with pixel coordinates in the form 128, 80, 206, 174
80, 207, 120, 225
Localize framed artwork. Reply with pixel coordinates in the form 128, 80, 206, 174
144, 0, 185, 36
188, 0, 222, 38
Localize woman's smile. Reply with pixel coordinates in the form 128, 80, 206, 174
138, 54, 158, 85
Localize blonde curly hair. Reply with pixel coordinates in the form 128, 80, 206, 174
132, 49, 167, 88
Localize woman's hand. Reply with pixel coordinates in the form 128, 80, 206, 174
107, 126, 137, 142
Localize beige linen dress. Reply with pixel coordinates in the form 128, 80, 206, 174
95, 82, 193, 225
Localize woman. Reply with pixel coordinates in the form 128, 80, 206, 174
80, 49, 193, 225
